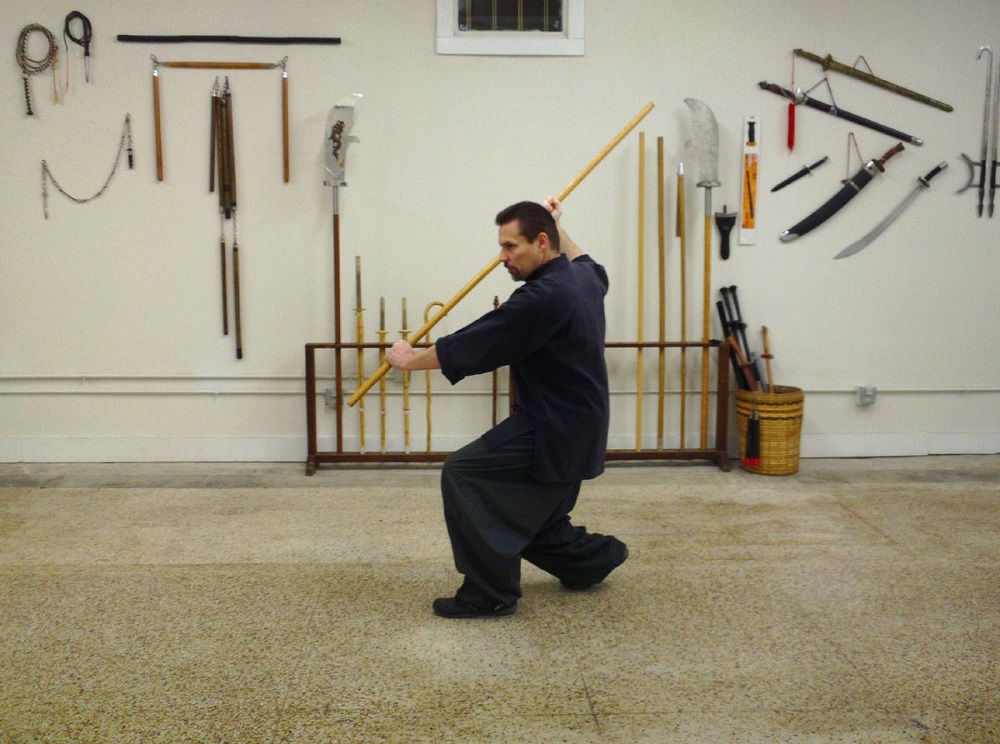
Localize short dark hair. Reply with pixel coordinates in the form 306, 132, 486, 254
495, 201, 560, 253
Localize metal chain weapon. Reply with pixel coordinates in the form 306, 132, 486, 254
41, 114, 134, 218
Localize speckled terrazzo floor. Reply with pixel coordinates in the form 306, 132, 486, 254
0, 456, 998, 743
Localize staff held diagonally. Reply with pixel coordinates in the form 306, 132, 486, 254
346, 102, 655, 407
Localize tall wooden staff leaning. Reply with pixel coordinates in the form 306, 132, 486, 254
347, 102, 655, 407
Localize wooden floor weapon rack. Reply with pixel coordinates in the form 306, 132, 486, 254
304, 105, 731, 474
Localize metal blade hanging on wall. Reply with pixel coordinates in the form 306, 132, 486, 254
325, 93, 362, 187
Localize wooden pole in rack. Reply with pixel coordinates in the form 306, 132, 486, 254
347, 101, 655, 407
635, 132, 645, 451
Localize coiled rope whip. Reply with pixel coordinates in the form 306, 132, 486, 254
16, 23, 59, 115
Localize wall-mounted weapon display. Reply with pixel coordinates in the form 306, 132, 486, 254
17, 24, 60, 115
758, 80, 924, 146
41, 114, 134, 218
792, 49, 953, 112
148, 55, 290, 183
958, 46, 999, 217
836, 161, 948, 259
771, 156, 828, 192
63, 11, 93, 87
780, 142, 905, 242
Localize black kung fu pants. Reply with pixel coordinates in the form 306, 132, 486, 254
440, 430, 626, 610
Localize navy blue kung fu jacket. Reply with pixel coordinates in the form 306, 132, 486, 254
435, 254, 610, 483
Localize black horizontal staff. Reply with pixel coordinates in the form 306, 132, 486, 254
118, 34, 340, 45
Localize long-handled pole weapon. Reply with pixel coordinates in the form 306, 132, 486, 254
401, 299, 411, 454
684, 98, 720, 450
348, 102, 655, 407
635, 132, 645, 452
656, 137, 667, 450
424, 301, 445, 453
676, 162, 687, 449
355, 257, 367, 454
378, 298, 388, 453
959, 47, 994, 217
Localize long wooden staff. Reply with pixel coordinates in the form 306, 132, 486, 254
424, 301, 445, 452
401, 298, 411, 454
676, 163, 688, 449
355, 257, 366, 453
348, 101, 655, 407
655, 136, 666, 449
152, 63, 163, 181
635, 132, 645, 451
378, 298, 387, 453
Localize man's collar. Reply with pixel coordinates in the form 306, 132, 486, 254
526, 253, 568, 282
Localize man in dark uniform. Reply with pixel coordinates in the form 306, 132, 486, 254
385, 197, 628, 618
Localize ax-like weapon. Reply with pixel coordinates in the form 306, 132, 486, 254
758, 81, 923, 146
780, 142, 905, 242
347, 102, 655, 407
836, 161, 948, 259
684, 98, 719, 449
325, 93, 362, 451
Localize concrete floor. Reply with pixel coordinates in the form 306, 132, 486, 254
0, 455, 998, 743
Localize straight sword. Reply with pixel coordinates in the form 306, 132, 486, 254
758, 81, 923, 146
835, 161, 948, 259
781, 142, 905, 242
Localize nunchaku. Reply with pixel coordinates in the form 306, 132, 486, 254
347, 102, 656, 408
210, 77, 243, 358
959, 46, 1000, 217
150, 55, 290, 183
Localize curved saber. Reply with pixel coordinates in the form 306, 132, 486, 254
781, 142, 904, 242
835, 162, 948, 259
347, 102, 655, 407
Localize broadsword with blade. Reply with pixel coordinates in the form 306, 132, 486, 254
780, 142, 905, 242
835, 161, 948, 259
684, 97, 720, 450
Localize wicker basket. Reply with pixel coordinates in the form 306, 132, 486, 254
735, 385, 804, 475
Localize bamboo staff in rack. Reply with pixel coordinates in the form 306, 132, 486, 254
635, 132, 645, 452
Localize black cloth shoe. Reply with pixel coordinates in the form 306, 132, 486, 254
432, 596, 517, 619
560, 545, 629, 590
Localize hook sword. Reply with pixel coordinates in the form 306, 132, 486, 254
958, 47, 994, 216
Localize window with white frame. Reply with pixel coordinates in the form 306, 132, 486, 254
436, 0, 585, 56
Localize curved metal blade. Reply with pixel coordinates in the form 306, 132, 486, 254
835, 187, 920, 258
684, 98, 720, 187
325, 93, 363, 187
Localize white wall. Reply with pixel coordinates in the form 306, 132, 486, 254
2, 0, 998, 462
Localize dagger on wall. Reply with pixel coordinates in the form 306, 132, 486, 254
780, 142, 905, 242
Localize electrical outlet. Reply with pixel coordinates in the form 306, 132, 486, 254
855, 386, 877, 406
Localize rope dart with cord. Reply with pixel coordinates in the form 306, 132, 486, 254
17, 23, 59, 115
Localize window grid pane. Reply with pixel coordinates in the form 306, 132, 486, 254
459, 1, 562, 32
